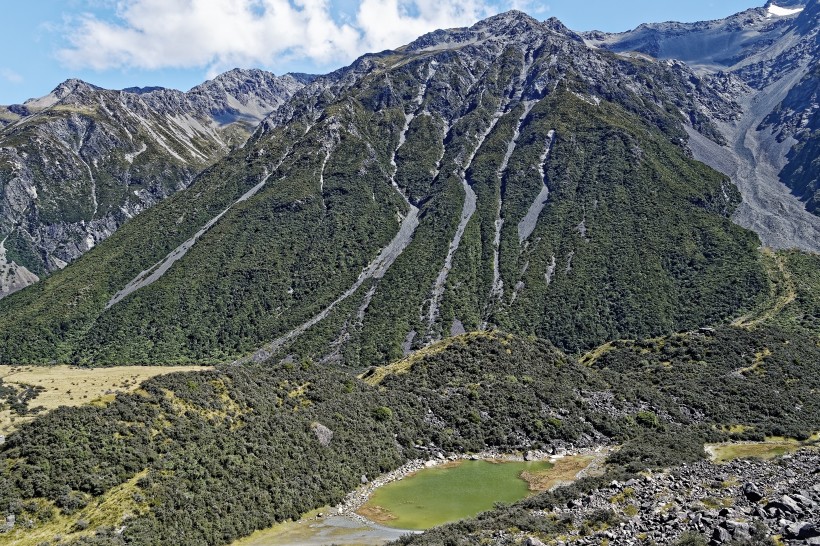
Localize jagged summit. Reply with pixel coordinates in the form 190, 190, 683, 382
542, 16, 584, 42
402, 10, 581, 53
472, 9, 539, 30
22, 78, 101, 109
122, 85, 166, 94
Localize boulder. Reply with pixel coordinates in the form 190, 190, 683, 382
724, 521, 751, 541
742, 482, 763, 502
793, 493, 816, 509
711, 526, 732, 544
784, 521, 820, 540
780, 495, 802, 514
765, 498, 798, 515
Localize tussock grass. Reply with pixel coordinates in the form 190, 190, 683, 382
0, 365, 212, 434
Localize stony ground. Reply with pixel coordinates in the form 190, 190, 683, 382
522, 448, 820, 545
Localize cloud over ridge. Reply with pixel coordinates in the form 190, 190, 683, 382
58, 0, 495, 74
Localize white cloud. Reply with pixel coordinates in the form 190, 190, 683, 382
1, 69, 23, 84
57, 0, 497, 74
355, 0, 491, 52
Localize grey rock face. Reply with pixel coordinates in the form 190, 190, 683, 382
585, 0, 820, 252
0, 70, 307, 297
311, 422, 334, 447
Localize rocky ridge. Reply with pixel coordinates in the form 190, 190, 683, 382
0, 69, 308, 297
585, 0, 820, 251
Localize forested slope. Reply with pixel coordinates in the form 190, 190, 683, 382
0, 13, 766, 365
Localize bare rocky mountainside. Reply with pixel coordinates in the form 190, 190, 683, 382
0, 69, 310, 298
585, 0, 820, 251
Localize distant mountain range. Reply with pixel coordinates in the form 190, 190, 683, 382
0, 69, 311, 297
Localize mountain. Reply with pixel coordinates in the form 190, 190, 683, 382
584, 0, 820, 250
0, 69, 308, 298
1, 5, 820, 546
0, 11, 767, 365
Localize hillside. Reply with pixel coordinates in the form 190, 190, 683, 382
1, 247, 819, 544
0, 70, 308, 298
0, 12, 766, 365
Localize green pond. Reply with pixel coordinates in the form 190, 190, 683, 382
359, 460, 553, 530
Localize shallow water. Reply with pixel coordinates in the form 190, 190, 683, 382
359, 459, 553, 530
232, 455, 598, 546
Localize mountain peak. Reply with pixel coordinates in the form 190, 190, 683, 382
23, 78, 99, 109
122, 85, 167, 95
52, 78, 99, 97
477, 9, 538, 27
212, 67, 270, 82
543, 16, 585, 42
472, 10, 547, 37
403, 10, 579, 53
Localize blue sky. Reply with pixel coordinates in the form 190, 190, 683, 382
0, 0, 762, 105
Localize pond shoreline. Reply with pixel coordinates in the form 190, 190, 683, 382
231, 447, 611, 545
334, 446, 611, 527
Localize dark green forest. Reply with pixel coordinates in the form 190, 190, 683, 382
0, 37, 766, 367
1, 250, 818, 545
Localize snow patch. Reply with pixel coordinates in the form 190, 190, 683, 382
766, 4, 803, 17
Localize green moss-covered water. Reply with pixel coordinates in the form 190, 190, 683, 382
359, 460, 553, 530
